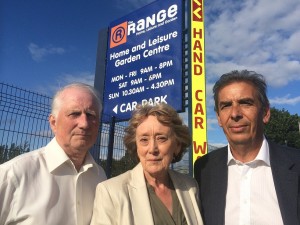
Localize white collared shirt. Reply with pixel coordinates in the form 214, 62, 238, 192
224, 137, 283, 225
0, 138, 107, 225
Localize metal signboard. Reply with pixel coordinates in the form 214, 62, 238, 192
102, 0, 183, 121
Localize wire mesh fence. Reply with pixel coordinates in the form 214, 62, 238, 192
0, 82, 189, 176
0, 83, 134, 177
0, 83, 53, 161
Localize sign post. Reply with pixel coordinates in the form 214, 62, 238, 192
189, 0, 207, 175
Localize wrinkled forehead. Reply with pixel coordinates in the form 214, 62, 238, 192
136, 115, 173, 135
218, 81, 258, 98
60, 88, 99, 108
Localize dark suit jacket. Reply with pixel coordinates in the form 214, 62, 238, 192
194, 141, 300, 225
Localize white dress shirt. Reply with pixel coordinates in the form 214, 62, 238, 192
0, 138, 106, 225
224, 137, 284, 225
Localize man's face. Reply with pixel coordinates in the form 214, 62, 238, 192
49, 87, 100, 156
216, 81, 270, 147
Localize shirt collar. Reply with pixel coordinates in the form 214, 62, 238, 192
227, 136, 270, 166
44, 137, 96, 173
80, 153, 96, 172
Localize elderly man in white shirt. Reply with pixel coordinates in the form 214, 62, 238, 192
0, 83, 107, 225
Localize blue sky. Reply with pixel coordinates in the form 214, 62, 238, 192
1, 0, 300, 148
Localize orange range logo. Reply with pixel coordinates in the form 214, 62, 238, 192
110, 21, 128, 48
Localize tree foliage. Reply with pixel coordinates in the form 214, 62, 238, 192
0, 142, 30, 164
265, 108, 300, 149
100, 151, 138, 177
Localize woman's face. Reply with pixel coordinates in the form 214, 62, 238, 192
136, 115, 180, 178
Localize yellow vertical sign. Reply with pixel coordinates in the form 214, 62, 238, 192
190, 0, 207, 166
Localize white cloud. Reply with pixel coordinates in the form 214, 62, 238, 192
28, 43, 66, 62
36, 71, 94, 95
205, 0, 300, 87
207, 118, 219, 131
281, 31, 300, 56
57, 72, 95, 86
210, 143, 227, 149
270, 94, 300, 106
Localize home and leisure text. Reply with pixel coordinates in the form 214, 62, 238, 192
110, 31, 178, 67
107, 31, 176, 114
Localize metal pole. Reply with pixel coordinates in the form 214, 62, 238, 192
106, 116, 116, 178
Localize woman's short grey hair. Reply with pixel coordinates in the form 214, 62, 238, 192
51, 83, 102, 117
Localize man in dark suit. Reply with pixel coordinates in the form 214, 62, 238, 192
194, 70, 300, 225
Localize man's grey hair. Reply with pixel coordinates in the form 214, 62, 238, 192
213, 70, 270, 113
51, 83, 102, 117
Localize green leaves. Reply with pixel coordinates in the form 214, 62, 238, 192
265, 108, 300, 149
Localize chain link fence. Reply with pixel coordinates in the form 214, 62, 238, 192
0, 83, 136, 177
0, 82, 188, 176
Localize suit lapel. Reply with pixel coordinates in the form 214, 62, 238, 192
128, 163, 154, 225
169, 170, 203, 225
203, 147, 228, 224
269, 142, 299, 225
